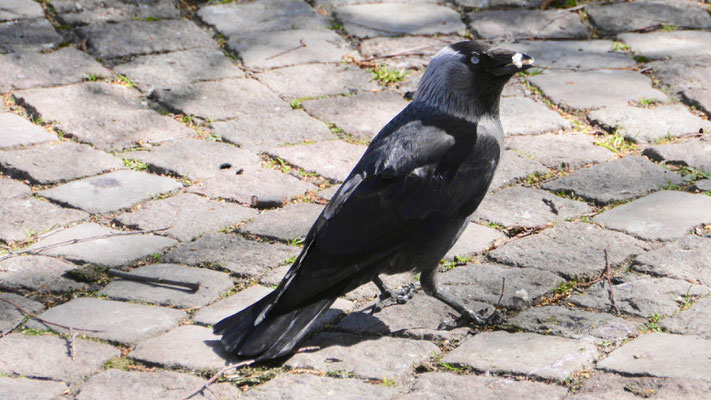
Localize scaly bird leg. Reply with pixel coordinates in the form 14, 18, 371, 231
369, 276, 416, 314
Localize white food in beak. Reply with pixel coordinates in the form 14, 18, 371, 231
512, 53, 523, 68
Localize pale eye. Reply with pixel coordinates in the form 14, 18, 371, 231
470, 55, 480, 64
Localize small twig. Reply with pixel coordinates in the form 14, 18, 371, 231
295, 345, 320, 354
181, 360, 255, 400
0, 297, 104, 333
108, 269, 200, 292
69, 327, 76, 360
604, 246, 620, 314
496, 277, 506, 307
265, 39, 306, 60
360, 44, 441, 62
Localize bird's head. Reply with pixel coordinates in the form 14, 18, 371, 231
415, 40, 535, 121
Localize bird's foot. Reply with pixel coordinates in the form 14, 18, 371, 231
437, 307, 504, 330
369, 283, 417, 314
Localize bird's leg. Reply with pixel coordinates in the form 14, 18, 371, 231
420, 268, 502, 330
369, 276, 416, 314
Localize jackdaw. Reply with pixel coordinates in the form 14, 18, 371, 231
215, 40, 534, 361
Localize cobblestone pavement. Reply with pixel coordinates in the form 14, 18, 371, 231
1, 0, 711, 399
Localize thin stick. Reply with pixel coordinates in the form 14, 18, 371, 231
181, 360, 255, 400
496, 277, 506, 307
265, 40, 306, 60
108, 269, 200, 292
69, 327, 76, 360
604, 246, 619, 314
0, 297, 104, 333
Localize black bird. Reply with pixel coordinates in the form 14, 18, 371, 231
215, 41, 534, 361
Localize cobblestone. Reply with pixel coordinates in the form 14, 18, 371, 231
257, 63, 379, 99
268, 140, 366, 182
509, 305, 638, 341
650, 55, 711, 117
618, 30, 711, 60
0, 0, 44, 21
0, 293, 44, 334
0, 196, 88, 244
335, 4, 465, 38
507, 40, 635, 71
129, 325, 230, 371
240, 373, 397, 399
586, 1, 711, 37
53, 0, 180, 25
0, 113, 57, 149
0, 19, 62, 53
642, 136, 711, 173
660, 297, 711, 340
0, 256, 86, 293
0, 377, 67, 400
505, 133, 614, 169
238, 202, 323, 242
500, 97, 571, 136
631, 236, 711, 286
444, 222, 504, 259
467, 9, 589, 40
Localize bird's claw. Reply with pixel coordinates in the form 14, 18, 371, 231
437, 307, 504, 330
369, 283, 417, 314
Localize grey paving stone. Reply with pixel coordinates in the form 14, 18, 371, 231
25, 297, 186, 344
0, 333, 120, 382
286, 332, 440, 380
597, 332, 711, 380
489, 150, 550, 191
505, 133, 614, 169
335, 4, 465, 38
76, 369, 239, 400
586, 1, 711, 36
314, 0, 440, 10
193, 285, 273, 325
0, 19, 62, 53
343, 272, 415, 302
212, 108, 335, 150
0, 113, 57, 149
26, 223, 177, 267
0, 377, 68, 400
444, 222, 505, 259
442, 331, 597, 382
660, 297, 711, 340
187, 166, 316, 205
529, 70, 668, 110
0, 176, 31, 199
239, 202, 323, 242
456, 0, 545, 8
589, 105, 711, 144
572, 372, 711, 400
593, 191, 711, 241
500, 97, 571, 136
113, 48, 244, 93
467, 9, 588, 41
198, 0, 328, 38
0, 255, 86, 293
53, 0, 179, 25
643, 136, 711, 173
650, 55, 711, 117
162, 232, 298, 278
129, 325, 229, 370
358, 35, 464, 71
240, 373, 396, 400
229, 29, 355, 70
439, 263, 564, 310
126, 139, 260, 180
396, 372, 568, 400
77, 20, 216, 59
542, 156, 683, 205
100, 264, 234, 308
0, 293, 44, 335
256, 63, 379, 99
569, 276, 708, 317
473, 186, 593, 228
509, 305, 638, 341
13, 82, 196, 150
267, 140, 366, 182
0, 197, 88, 244
507, 40, 635, 71
0, 0, 44, 21
489, 222, 648, 280
693, 179, 711, 192
0, 142, 123, 184
115, 193, 257, 242
618, 30, 711, 60
0, 48, 111, 93
301, 92, 408, 140
632, 236, 711, 286
40, 170, 182, 214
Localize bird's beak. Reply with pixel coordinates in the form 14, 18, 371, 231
487, 51, 535, 77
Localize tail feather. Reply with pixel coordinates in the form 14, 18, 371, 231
213, 290, 279, 353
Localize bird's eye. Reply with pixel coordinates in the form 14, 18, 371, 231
470, 55, 480, 64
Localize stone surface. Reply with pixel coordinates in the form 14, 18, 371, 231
239, 202, 323, 241
343, 272, 415, 302
240, 373, 397, 400
489, 222, 648, 280
335, 4, 465, 38
444, 222, 505, 259
358, 35, 464, 71
0, 19, 62, 53
500, 97, 571, 136
0, 293, 44, 334
589, 105, 711, 143
286, 332, 440, 380
77, 19, 216, 59
26, 297, 186, 344
0, 255, 86, 293
569, 276, 708, 317
40, 170, 182, 214
0, 113, 57, 149
509, 305, 638, 341
593, 191, 711, 241
14, 82, 196, 150
505, 133, 614, 169
0, 333, 120, 382
467, 9, 589, 40
619, 30, 711, 60
0, 48, 111, 92
660, 297, 711, 340
193, 285, 273, 325
0, 377, 67, 400
114, 48, 244, 93
0, 0, 44, 21
256, 63, 379, 99
26, 223, 177, 267
76, 369, 239, 400
572, 372, 711, 400
301, 92, 408, 140
0, 141, 123, 184
693, 179, 711, 192
126, 139, 260, 180
587, 1, 711, 36
0, 197, 88, 243
489, 150, 550, 190
632, 236, 711, 286
115, 193, 257, 242
473, 186, 593, 228
650, 56, 711, 117
507, 40, 635, 71
529, 70, 668, 110
162, 233, 298, 278
597, 332, 711, 380
267, 141, 366, 182
0, 176, 31, 199
129, 325, 230, 370
100, 264, 234, 308
439, 263, 564, 310
53, 0, 180, 25
442, 331, 597, 382
643, 137, 711, 173
542, 156, 684, 205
